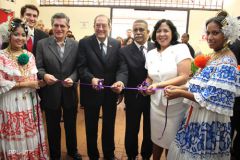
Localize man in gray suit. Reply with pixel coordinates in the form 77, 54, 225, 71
36, 13, 81, 160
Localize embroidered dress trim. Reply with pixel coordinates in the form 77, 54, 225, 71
174, 116, 231, 156
169, 140, 230, 160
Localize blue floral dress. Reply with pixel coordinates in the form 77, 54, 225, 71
168, 55, 240, 160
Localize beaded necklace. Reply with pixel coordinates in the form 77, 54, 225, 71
6, 47, 29, 78
208, 45, 230, 64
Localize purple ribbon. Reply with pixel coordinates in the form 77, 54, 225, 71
58, 79, 163, 91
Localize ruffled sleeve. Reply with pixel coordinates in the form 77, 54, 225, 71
193, 56, 239, 116
0, 52, 16, 94
0, 77, 16, 94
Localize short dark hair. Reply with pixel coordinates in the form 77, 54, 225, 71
20, 4, 39, 17
133, 19, 148, 29
51, 13, 70, 27
152, 19, 179, 49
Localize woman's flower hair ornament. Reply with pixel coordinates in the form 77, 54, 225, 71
9, 21, 28, 33
221, 16, 240, 44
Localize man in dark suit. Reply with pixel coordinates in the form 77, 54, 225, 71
181, 33, 195, 58
20, 4, 48, 56
20, 4, 48, 110
77, 14, 128, 160
36, 13, 81, 160
119, 20, 155, 160
120, 20, 154, 160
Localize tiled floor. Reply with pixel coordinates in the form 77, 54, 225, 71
55, 102, 167, 160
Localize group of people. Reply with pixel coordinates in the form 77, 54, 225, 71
0, 3, 240, 160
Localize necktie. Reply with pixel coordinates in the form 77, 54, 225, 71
100, 42, 106, 62
140, 45, 145, 59
27, 36, 33, 52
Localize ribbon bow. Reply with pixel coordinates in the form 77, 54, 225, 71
97, 79, 104, 90
137, 81, 150, 91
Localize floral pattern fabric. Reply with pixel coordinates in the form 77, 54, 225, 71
0, 49, 48, 160
168, 55, 240, 160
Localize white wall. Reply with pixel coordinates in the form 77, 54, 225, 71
38, 6, 110, 40
0, 0, 110, 40
223, 0, 240, 17
1, 0, 239, 44
111, 9, 188, 39
187, 0, 240, 55
188, 10, 217, 55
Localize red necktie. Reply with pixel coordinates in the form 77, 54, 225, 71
27, 37, 33, 52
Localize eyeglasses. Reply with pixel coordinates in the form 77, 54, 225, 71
133, 28, 145, 33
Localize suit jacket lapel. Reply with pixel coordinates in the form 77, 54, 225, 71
91, 35, 105, 64
33, 29, 38, 48
48, 37, 62, 62
131, 43, 145, 61
33, 29, 40, 54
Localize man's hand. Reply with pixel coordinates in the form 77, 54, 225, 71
43, 74, 58, 85
91, 77, 102, 90
38, 80, 46, 88
111, 81, 125, 94
63, 78, 74, 87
